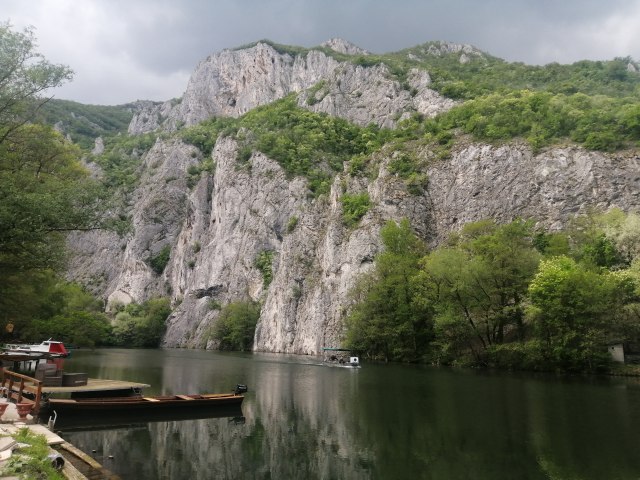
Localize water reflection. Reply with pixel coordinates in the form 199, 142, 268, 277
56, 349, 640, 480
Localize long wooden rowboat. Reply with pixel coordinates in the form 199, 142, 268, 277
47, 392, 244, 413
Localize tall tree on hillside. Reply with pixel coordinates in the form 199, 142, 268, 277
0, 22, 72, 145
344, 219, 432, 362
0, 24, 103, 329
416, 220, 541, 363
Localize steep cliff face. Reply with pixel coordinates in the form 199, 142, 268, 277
128, 41, 454, 134
67, 39, 640, 355
427, 143, 640, 240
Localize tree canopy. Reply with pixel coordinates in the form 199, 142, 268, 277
0, 24, 105, 328
344, 214, 640, 372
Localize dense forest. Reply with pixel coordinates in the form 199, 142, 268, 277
2, 22, 640, 371
344, 214, 640, 372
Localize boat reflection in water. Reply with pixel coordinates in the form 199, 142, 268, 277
52, 404, 245, 431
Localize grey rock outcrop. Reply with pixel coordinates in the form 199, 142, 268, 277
65, 39, 640, 355
128, 99, 179, 135
91, 136, 104, 155
67, 130, 640, 354
427, 143, 640, 239
128, 41, 454, 134
321, 38, 369, 55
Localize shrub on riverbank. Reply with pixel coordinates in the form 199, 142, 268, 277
212, 301, 261, 351
111, 298, 171, 348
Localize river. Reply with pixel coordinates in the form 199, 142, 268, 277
49, 348, 640, 479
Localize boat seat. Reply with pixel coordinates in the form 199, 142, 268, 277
143, 397, 160, 402
176, 395, 194, 400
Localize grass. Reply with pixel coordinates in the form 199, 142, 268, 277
1, 428, 65, 479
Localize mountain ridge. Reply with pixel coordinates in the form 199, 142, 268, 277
61, 37, 640, 354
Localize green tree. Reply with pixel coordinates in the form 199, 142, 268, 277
568, 210, 629, 269
0, 24, 108, 327
27, 311, 111, 348
0, 22, 73, 146
10, 277, 110, 347
344, 219, 431, 361
111, 298, 171, 347
417, 219, 541, 363
213, 301, 261, 351
527, 256, 620, 371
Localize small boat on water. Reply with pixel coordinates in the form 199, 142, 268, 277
3, 339, 69, 358
322, 347, 360, 368
46, 385, 248, 413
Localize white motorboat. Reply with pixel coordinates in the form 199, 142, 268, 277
3, 339, 69, 358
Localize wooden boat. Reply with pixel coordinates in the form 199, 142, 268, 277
47, 391, 245, 413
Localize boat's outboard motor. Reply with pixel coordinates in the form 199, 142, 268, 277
349, 356, 360, 366
234, 384, 248, 395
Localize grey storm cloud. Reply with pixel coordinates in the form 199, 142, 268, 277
4, 0, 640, 104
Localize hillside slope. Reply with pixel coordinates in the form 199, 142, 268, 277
65, 39, 640, 353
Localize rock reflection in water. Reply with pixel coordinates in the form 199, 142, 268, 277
58, 349, 640, 480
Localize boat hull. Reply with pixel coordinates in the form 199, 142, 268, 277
47, 393, 244, 413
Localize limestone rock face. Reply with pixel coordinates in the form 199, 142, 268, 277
321, 38, 369, 55
427, 143, 640, 239
128, 99, 178, 135
67, 129, 640, 354
65, 39, 640, 355
91, 137, 104, 155
128, 42, 454, 133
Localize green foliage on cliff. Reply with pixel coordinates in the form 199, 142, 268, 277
255, 250, 275, 287
37, 99, 134, 150
341, 193, 371, 227
111, 298, 171, 347
422, 90, 640, 152
212, 300, 261, 351
91, 132, 158, 190
148, 245, 172, 274
180, 116, 238, 155
236, 96, 388, 195
182, 96, 390, 195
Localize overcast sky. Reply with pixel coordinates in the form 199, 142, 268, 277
5, 0, 640, 105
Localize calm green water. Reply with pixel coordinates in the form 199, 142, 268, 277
51, 348, 640, 480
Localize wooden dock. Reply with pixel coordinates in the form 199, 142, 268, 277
1, 369, 150, 415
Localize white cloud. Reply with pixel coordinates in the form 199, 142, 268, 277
4, 0, 640, 104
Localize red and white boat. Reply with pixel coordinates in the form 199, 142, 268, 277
3, 339, 69, 358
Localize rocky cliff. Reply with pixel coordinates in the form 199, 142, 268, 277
67, 39, 640, 354
128, 40, 455, 134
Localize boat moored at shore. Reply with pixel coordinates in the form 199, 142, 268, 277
3, 339, 69, 358
46, 390, 246, 413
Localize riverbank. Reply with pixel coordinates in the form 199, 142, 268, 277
608, 363, 640, 376
0, 400, 117, 479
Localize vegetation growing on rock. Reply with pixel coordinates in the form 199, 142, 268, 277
211, 300, 261, 351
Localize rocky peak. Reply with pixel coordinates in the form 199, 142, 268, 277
320, 38, 369, 56
425, 41, 483, 56
128, 39, 454, 135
